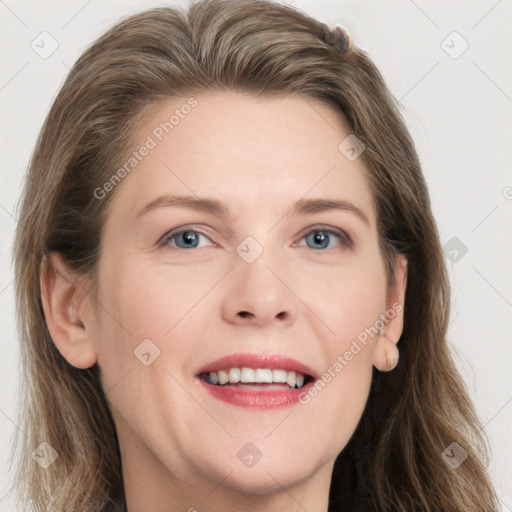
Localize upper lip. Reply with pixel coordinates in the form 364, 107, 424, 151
196, 353, 318, 380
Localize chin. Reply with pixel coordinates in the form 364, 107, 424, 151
195, 450, 324, 496
226, 467, 314, 495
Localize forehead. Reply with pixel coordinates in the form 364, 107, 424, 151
107, 91, 376, 228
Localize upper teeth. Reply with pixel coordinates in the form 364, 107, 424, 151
205, 368, 306, 389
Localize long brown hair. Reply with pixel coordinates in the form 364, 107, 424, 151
10, 1, 498, 510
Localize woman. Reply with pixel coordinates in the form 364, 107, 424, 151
10, 0, 499, 510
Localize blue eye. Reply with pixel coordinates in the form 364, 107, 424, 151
299, 227, 351, 250
161, 229, 214, 249
159, 225, 351, 250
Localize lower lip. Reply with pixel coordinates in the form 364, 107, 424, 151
198, 378, 315, 409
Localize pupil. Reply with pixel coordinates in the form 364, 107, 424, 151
183, 231, 196, 245
314, 232, 327, 247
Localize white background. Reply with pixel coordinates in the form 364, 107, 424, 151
1, 0, 511, 510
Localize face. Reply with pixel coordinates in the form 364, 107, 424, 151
83, 91, 403, 505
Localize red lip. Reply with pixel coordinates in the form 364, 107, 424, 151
196, 353, 318, 410
199, 379, 316, 409
196, 353, 318, 379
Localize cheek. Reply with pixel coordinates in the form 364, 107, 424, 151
97, 254, 210, 339
297, 250, 388, 345
292, 253, 385, 447
91, 255, 171, 389
92, 252, 221, 400
92, 256, 204, 449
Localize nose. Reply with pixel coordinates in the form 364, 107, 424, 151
220, 252, 298, 328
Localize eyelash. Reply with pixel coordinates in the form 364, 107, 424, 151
158, 224, 353, 251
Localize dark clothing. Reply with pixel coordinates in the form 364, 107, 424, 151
101, 505, 127, 512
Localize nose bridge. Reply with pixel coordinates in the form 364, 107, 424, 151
221, 233, 297, 326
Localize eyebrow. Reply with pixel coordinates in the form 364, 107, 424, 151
137, 194, 370, 226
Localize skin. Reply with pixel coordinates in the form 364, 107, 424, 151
41, 91, 407, 512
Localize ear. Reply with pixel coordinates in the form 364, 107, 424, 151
40, 252, 98, 369
372, 254, 407, 372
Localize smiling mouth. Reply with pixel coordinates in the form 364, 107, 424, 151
200, 367, 314, 390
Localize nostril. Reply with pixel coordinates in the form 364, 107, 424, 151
238, 311, 252, 318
